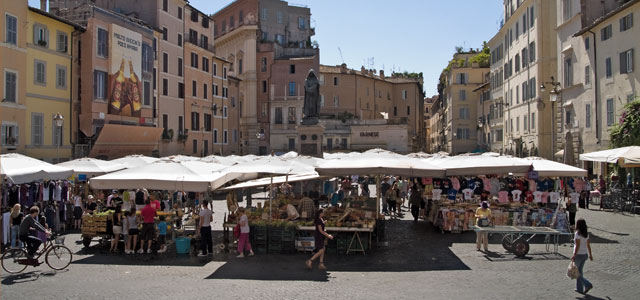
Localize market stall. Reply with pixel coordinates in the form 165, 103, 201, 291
110, 155, 159, 169
56, 157, 126, 177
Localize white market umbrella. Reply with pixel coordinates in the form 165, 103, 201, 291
1, 153, 74, 184
579, 146, 640, 167
425, 154, 531, 176
89, 159, 234, 192
221, 174, 323, 191
520, 157, 588, 177
316, 156, 445, 177
110, 155, 159, 169
57, 157, 126, 176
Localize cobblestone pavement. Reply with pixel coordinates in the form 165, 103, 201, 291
2, 200, 639, 300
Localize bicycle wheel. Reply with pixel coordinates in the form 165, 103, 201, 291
45, 245, 73, 270
1, 248, 28, 274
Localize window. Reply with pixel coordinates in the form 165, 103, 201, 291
262, 80, 267, 93
97, 28, 108, 57
620, 13, 633, 32
275, 107, 283, 124
407, 106, 410, 115
223, 130, 228, 144
213, 84, 218, 96
605, 57, 612, 78
31, 113, 43, 146
457, 73, 467, 84
203, 84, 207, 99
202, 18, 209, 29
456, 128, 470, 140
230, 15, 235, 28
288, 82, 296, 96
162, 78, 168, 96
239, 10, 244, 23
521, 82, 527, 101
585, 65, 591, 85
459, 90, 466, 101
515, 54, 520, 72
204, 114, 211, 132
202, 57, 209, 72
333, 96, 339, 107
496, 129, 503, 141
178, 57, 183, 77
191, 112, 200, 130
56, 32, 68, 53
213, 129, 218, 144
563, 0, 572, 21
290, 64, 295, 74
277, 11, 283, 24
333, 77, 338, 85
162, 27, 167, 41
192, 139, 197, 154
531, 113, 535, 130
233, 129, 238, 143
231, 96, 236, 108
200, 35, 208, 49
320, 95, 324, 107
459, 108, 469, 120
275, 34, 284, 44
529, 6, 535, 28
94, 70, 107, 100
33, 24, 49, 47
222, 87, 228, 98
606, 98, 614, 126
288, 107, 296, 124
162, 0, 167, 11
143, 81, 151, 106
177, 7, 182, 19
261, 8, 268, 21
289, 138, 295, 151
56, 65, 66, 89
162, 53, 168, 73
178, 116, 184, 134
261, 31, 268, 41
564, 57, 573, 87
529, 42, 536, 63
189, 29, 197, 44
1, 123, 19, 145
142, 43, 153, 72
4, 71, 17, 103
238, 59, 243, 74
620, 49, 634, 74
515, 22, 519, 39
402, 90, 407, 99
178, 82, 184, 99
531, 77, 536, 99
261, 58, 267, 72
190, 52, 198, 68
524, 115, 528, 131
516, 116, 520, 132
52, 117, 62, 146
178, 34, 182, 47
192, 80, 197, 97
191, 9, 198, 22
522, 48, 528, 67
5, 14, 17, 45
213, 63, 217, 76
261, 102, 268, 118
585, 37, 590, 50
393, 106, 397, 116
223, 67, 227, 79
601, 24, 612, 41
298, 17, 306, 29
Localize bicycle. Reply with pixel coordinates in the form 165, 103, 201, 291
1, 234, 73, 274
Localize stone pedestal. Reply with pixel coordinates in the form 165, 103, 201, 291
296, 123, 324, 157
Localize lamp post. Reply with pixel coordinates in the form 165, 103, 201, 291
53, 113, 64, 163
540, 77, 561, 159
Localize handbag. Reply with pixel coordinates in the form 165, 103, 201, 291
233, 224, 241, 239
567, 261, 579, 279
477, 218, 490, 227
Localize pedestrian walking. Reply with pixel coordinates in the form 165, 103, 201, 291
306, 209, 333, 270
409, 185, 423, 222
572, 218, 594, 294
197, 200, 213, 256
236, 207, 254, 258
10, 204, 23, 249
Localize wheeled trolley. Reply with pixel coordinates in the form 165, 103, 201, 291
473, 226, 571, 258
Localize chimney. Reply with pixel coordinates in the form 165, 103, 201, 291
40, 0, 47, 11
379, 70, 385, 79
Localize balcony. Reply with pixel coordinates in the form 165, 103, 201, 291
177, 129, 189, 142
162, 129, 174, 142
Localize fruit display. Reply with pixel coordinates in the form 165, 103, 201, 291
82, 211, 113, 237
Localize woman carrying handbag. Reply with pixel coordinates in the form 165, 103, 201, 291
572, 218, 594, 294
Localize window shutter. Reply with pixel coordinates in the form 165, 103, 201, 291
630, 49, 634, 72
15, 126, 19, 145
93, 71, 98, 98
620, 17, 625, 31
1, 125, 6, 144
33, 26, 38, 44
620, 52, 627, 74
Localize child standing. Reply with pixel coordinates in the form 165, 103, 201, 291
157, 215, 168, 253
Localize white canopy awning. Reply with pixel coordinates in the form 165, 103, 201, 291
57, 157, 126, 176
316, 155, 445, 177
110, 155, 159, 169
579, 146, 640, 167
1, 153, 74, 184
221, 174, 324, 190
521, 157, 588, 177
425, 154, 532, 176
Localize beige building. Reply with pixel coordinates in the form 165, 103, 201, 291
1, 0, 28, 154
488, 0, 557, 159
319, 64, 425, 153
429, 94, 445, 153
423, 96, 436, 152
438, 52, 489, 154
559, 0, 639, 173
474, 74, 494, 152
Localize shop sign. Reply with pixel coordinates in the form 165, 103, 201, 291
359, 132, 379, 137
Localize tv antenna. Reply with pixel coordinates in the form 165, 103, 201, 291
338, 47, 345, 64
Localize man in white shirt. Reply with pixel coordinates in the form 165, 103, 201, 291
279, 203, 300, 221
197, 200, 214, 256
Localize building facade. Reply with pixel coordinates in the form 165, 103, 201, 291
489, 0, 557, 159
25, 7, 80, 162
1, 0, 28, 154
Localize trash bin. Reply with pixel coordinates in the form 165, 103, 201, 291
175, 237, 191, 254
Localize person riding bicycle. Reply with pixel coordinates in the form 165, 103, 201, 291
19, 206, 50, 260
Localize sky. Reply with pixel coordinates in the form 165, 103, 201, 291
31, 0, 503, 96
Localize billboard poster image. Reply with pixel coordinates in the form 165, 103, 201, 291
109, 24, 143, 117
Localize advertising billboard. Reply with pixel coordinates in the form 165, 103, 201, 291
108, 24, 143, 117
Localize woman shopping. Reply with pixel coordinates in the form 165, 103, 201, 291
306, 209, 334, 270
236, 207, 254, 258
110, 205, 123, 253
10, 204, 23, 249
475, 201, 492, 252
572, 218, 594, 294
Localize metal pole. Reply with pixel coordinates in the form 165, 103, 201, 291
269, 174, 273, 222
376, 175, 381, 217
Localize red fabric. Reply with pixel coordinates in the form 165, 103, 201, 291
151, 200, 161, 210
141, 205, 156, 223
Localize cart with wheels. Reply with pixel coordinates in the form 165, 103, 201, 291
81, 213, 112, 248
473, 225, 570, 258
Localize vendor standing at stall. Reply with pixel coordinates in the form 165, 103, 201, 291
279, 202, 300, 221
475, 201, 492, 252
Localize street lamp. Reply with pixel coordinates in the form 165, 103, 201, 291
540, 77, 561, 158
54, 113, 64, 163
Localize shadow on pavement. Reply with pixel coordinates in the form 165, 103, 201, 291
1, 269, 67, 285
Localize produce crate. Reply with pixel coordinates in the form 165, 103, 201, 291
254, 246, 267, 255
295, 237, 315, 252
